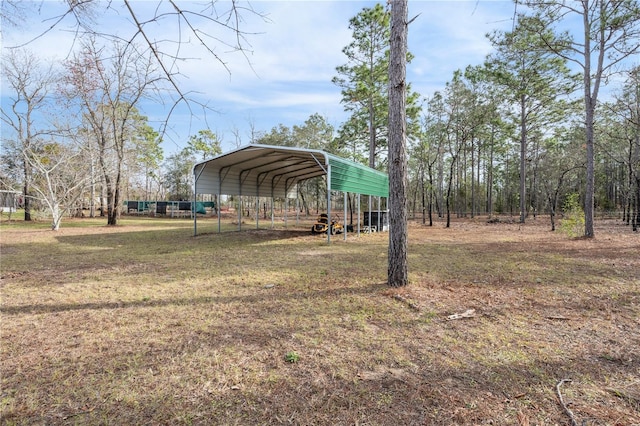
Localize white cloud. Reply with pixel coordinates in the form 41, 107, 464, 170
175, 2, 359, 88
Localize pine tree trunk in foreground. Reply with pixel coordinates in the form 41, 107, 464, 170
387, 0, 408, 287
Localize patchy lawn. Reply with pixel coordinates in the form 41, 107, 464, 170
1, 216, 639, 425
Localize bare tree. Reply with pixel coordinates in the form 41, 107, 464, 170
24, 139, 89, 230
7, 0, 264, 134
1, 49, 57, 221
59, 37, 162, 225
387, 0, 409, 287
0, 0, 29, 28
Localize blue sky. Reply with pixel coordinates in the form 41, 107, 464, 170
2, 1, 518, 154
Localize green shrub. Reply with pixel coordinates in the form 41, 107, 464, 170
560, 193, 585, 238
284, 351, 300, 363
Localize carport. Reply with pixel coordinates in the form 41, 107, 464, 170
192, 144, 389, 242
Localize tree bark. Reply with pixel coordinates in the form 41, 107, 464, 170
488, 125, 495, 217
23, 180, 31, 221
369, 97, 376, 169
583, 5, 595, 236
387, 0, 408, 287
584, 94, 596, 237
519, 92, 527, 223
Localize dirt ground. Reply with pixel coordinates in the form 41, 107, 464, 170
0, 215, 638, 425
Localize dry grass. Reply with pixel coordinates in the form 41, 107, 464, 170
1, 215, 639, 425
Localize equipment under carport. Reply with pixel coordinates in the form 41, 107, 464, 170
363, 211, 389, 232
311, 213, 344, 235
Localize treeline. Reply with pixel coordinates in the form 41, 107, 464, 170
251, 3, 640, 233
1, 1, 638, 232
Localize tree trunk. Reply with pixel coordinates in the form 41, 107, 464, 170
631, 178, 640, 232
387, 0, 408, 287
51, 204, 61, 231
584, 96, 596, 237
477, 140, 481, 215
487, 126, 495, 217
471, 136, 475, 218
437, 146, 444, 217
369, 97, 376, 169
519, 92, 527, 224
428, 165, 434, 226
300, 191, 309, 216
22, 159, 32, 221
100, 189, 106, 217
582, 1, 597, 238
23, 181, 31, 222
421, 166, 426, 225
446, 156, 456, 228
90, 159, 96, 218
107, 186, 116, 225
110, 174, 121, 226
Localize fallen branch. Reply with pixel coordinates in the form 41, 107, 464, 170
556, 379, 578, 426
392, 294, 420, 311
546, 315, 570, 321
447, 309, 476, 320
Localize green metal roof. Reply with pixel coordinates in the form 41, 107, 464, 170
193, 144, 389, 198
327, 156, 388, 197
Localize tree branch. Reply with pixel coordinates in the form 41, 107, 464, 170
555, 379, 579, 426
